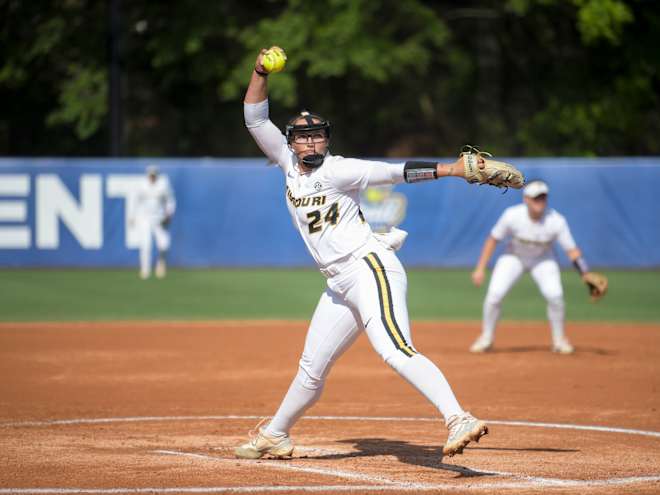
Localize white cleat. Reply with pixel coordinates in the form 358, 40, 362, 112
139, 270, 150, 280
235, 427, 294, 459
469, 335, 493, 353
155, 260, 166, 278
443, 412, 488, 457
552, 337, 575, 354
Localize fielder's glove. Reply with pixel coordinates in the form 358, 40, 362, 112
461, 145, 525, 190
161, 216, 171, 228
583, 272, 608, 302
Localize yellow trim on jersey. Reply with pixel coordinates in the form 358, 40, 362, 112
365, 253, 416, 357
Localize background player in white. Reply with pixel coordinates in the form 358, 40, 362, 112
130, 165, 176, 279
233, 47, 520, 461
470, 180, 593, 354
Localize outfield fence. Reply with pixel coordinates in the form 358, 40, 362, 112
0, 157, 658, 268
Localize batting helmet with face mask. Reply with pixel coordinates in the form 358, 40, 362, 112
285, 111, 331, 168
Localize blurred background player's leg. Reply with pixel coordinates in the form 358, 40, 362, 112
138, 218, 153, 279
152, 222, 171, 278
530, 258, 573, 354
472, 254, 525, 352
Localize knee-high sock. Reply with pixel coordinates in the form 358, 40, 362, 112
139, 241, 151, 275
265, 367, 323, 437
482, 296, 502, 340
547, 296, 565, 341
394, 353, 463, 422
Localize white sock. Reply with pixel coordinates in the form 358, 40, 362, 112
482, 297, 501, 340
397, 353, 464, 421
265, 367, 323, 437
547, 296, 566, 342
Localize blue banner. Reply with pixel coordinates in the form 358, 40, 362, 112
0, 157, 658, 268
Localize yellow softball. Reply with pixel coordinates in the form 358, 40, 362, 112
262, 47, 287, 73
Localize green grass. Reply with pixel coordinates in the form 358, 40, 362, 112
1, 268, 659, 322
408, 269, 660, 322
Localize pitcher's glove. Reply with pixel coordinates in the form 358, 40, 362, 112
583, 271, 608, 302
460, 145, 525, 190
161, 215, 171, 228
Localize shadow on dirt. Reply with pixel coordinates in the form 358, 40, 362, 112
468, 446, 579, 453
484, 345, 614, 355
301, 438, 574, 477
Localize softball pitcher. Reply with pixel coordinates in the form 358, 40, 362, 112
130, 165, 176, 279
235, 47, 522, 460
470, 180, 594, 354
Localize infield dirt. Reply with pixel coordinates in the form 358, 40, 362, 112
1, 321, 659, 494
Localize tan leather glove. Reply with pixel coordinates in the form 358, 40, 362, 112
461, 145, 525, 190
583, 271, 608, 302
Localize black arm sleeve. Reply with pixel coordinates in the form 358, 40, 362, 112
403, 161, 437, 183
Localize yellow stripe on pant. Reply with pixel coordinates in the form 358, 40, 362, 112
364, 253, 416, 357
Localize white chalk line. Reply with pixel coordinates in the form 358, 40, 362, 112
0, 415, 266, 428
153, 449, 660, 491
487, 419, 660, 438
156, 450, 403, 485
2, 477, 660, 493
2, 415, 660, 493
3, 414, 660, 439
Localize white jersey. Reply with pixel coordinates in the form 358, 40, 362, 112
133, 175, 176, 221
245, 100, 405, 268
491, 203, 576, 260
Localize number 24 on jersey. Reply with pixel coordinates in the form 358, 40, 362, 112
307, 202, 339, 234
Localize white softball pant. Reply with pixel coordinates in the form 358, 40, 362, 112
266, 239, 464, 436
482, 253, 565, 341
137, 216, 171, 275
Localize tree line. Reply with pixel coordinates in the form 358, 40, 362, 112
1, 0, 658, 157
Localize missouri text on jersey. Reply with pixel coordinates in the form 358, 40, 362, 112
286, 186, 326, 208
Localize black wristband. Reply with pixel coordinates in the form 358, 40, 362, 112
254, 68, 268, 77
573, 256, 589, 275
403, 161, 437, 183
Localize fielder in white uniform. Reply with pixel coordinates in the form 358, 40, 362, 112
470, 180, 591, 354
235, 48, 492, 460
130, 165, 176, 279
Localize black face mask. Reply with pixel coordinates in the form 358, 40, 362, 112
302, 153, 326, 168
